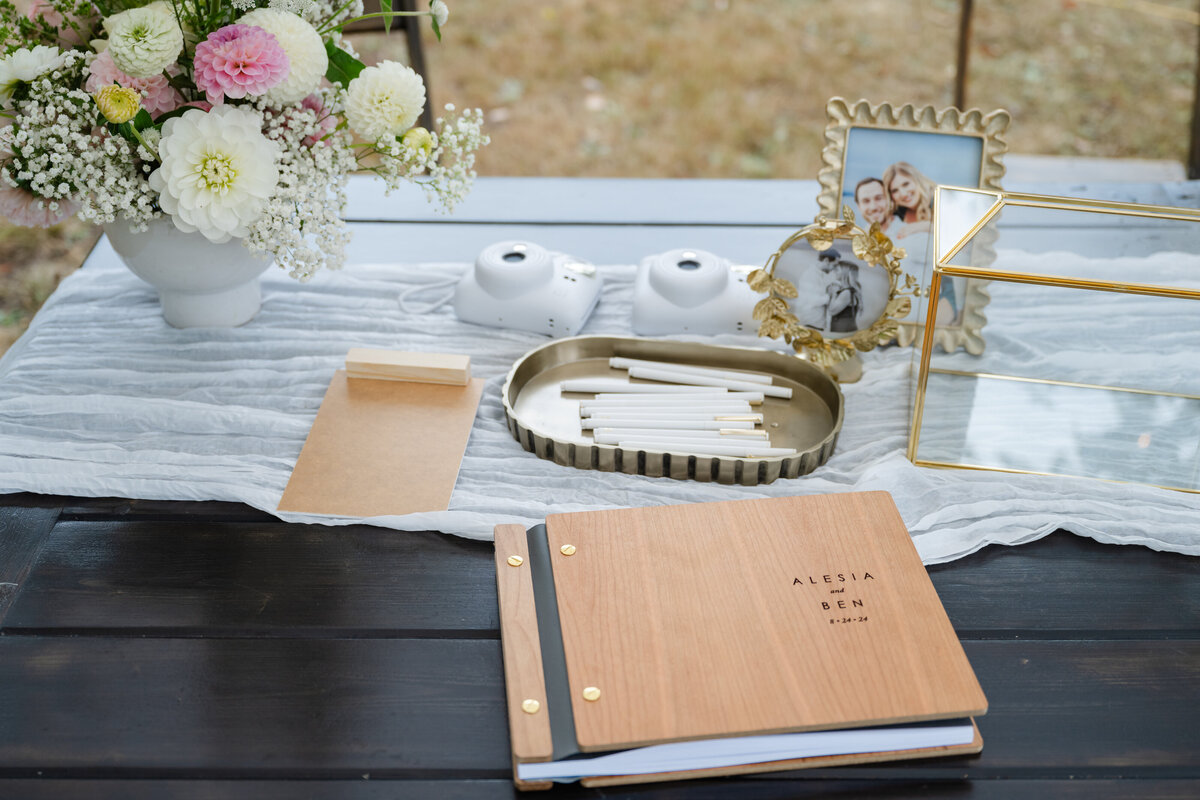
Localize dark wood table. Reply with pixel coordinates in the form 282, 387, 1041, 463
1, 494, 1198, 798
1, 176, 1198, 798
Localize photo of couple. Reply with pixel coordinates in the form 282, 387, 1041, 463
840, 128, 985, 327
852, 162, 933, 243
774, 242, 890, 339
852, 162, 955, 325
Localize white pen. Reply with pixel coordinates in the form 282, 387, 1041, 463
591, 431, 771, 445
591, 427, 769, 440
561, 380, 728, 394
582, 418, 756, 430
580, 403, 754, 418
618, 440, 798, 458
609, 357, 775, 385
590, 391, 764, 405
626, 366, 793, 399
586, 413, 763, 424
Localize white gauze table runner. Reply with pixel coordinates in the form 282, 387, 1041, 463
0, 237, 1197, 564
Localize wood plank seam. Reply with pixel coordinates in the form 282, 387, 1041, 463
0, 505, 62, 625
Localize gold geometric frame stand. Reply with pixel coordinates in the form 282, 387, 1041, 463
908, 186, 1200, 494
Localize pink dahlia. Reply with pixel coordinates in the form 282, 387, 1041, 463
0, 183, 77, 228
85, 51, 182, 117
193, 24, 289, 106
26, 0, 64, 28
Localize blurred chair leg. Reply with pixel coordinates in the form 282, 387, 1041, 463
954, 0, 973, 110
399, 0, 435, 131
1189, 0, 1200, 178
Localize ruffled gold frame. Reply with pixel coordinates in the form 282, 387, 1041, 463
750, 210, 918, 369
816, 97, 1011, 355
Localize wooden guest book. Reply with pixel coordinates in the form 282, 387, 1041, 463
493, 492, 987, 789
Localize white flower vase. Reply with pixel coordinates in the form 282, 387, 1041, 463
105, 217, 272, 328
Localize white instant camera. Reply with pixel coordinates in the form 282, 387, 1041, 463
631, 248, 759, 335
453, 241, 602, 337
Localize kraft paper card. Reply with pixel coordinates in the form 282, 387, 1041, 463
278, 370, 484, 517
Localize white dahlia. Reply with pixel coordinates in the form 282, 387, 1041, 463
236, 9, 326, 105
148, 105, 281, 243
345, 61, 426, 142
103, 2, 183, 79
0, 46, 65, 105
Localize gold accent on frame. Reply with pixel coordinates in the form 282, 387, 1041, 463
582, 687, 601, 702
816, 97, 1011, 354
521, 699, 541, 714
751, 210, 918, 370
506, 555, 524, 567
560, 544, 577, 556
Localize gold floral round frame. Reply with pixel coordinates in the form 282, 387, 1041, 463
749, 210, 918, 368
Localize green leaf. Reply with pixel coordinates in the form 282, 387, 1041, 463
113, 120, 139, 145
324, 40, 366, 87
380, 0, 392, 33
131, 108, 153, 131
153, 105, 195, 125
165, 72, 192, 94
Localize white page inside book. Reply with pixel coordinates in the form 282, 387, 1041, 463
516, 721, 976, 781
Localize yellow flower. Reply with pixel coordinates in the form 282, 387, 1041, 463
94, 84, 141, 124
402, 126, 434, 156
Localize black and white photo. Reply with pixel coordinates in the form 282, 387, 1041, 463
774, 241, 890, 340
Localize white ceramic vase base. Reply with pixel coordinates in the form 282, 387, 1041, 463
157, 279, 263, 328
105, 217, 273, 329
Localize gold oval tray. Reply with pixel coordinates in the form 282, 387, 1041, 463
501, 336, 844, 485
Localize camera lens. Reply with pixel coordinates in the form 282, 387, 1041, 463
502, 243, 529, 263
646, 248, 728, 310
675, 250, 701, 270
473, 241, 556, 299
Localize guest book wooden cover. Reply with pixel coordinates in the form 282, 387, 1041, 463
494, 491, 986, 789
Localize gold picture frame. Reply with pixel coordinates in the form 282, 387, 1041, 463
816, 97, 1011, 354
750, 210, 917, 369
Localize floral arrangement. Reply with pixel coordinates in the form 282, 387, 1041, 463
0, 0, 487, 280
